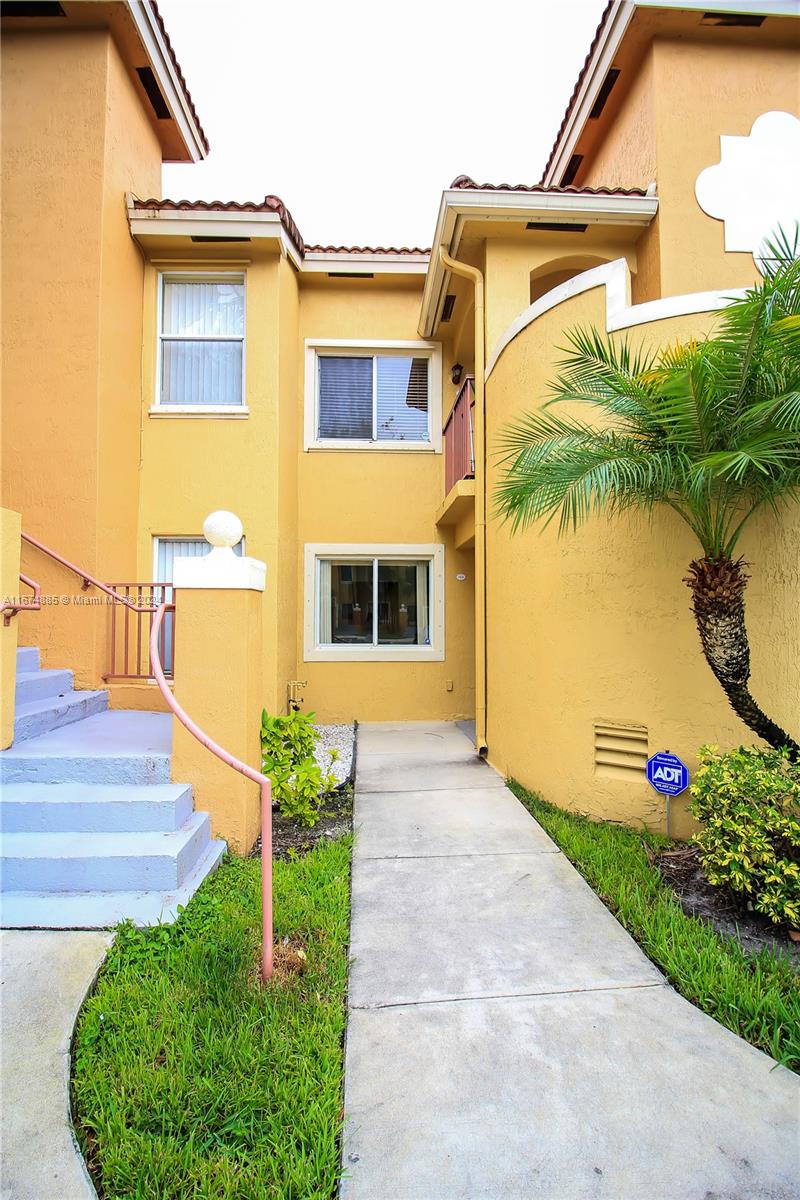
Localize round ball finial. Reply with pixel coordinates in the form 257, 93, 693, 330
203, 510, 243, 549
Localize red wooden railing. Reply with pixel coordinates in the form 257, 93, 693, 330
443, 375, 475, 494
106, 583, 175, 681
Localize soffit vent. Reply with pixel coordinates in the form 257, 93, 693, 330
441, 294, 456, 322
594, 721, 648, 779
526, 221, 588, 234
699, 12, 765, 26
190, 236, 251, 243
327, 272, 374, 279
560, 154, 583, 187
0, 2, 65, 14
136, 66, 170, 120
589, 68, 621, 120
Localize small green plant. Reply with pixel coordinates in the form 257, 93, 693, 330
690, 745, 800, 927
260, 708, 337, 828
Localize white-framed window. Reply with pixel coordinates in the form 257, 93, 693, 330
304, 340, 442, 451
153, 273, 247, 415
303, 543, 445, 661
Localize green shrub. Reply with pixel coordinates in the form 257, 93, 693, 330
690, 745, 800, 927
260, 708, 338, 828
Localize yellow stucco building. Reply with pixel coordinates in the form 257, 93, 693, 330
2, 0, 799, 856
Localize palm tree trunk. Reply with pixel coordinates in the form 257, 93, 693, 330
684, 555, 799, 760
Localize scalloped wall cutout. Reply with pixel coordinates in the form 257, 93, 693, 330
695, 111, 800, 273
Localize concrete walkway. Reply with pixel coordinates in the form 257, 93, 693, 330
1, 930, 111, 1200
341, 722, 799, 1200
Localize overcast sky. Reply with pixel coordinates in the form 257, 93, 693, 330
159, 0, 608, 249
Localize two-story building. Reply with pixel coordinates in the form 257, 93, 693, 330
2, 0, 798, 923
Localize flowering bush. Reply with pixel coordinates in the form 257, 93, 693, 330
690, 745, 800, 927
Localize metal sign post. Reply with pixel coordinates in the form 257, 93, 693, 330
646, 750, 690, 838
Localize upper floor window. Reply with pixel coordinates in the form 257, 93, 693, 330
157, 275, 245, 411
304, 340, 442, 451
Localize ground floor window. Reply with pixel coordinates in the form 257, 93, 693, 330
304, 544, 445, 662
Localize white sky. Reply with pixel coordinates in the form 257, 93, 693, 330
159, 0, 608, 249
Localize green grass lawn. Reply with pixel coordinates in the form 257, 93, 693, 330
72, 837, 352, 1200
508, 782, 800, 1073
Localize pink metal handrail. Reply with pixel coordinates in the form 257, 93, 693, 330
1, 573, 42, 626
21, 532, 156, 614
149, 603, 274, 982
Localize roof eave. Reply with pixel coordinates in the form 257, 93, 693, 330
126, 0, 208, 163
303, 250, 430, 275
542, 0, 634, 188
418, 188, 658, 338
126, 200, 303, 267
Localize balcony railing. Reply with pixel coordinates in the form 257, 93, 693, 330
106, 583, 175, 681
443, 375, 475, 495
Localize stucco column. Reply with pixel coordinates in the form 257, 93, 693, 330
171, 512, 266, 853
1, 508, 22, 749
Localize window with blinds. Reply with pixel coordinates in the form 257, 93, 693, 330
317, 353, 430, 443
158, 276, 245, 407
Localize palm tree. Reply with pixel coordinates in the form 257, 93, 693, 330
496, 229, 800, 759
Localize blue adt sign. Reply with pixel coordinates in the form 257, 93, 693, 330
646, 751, 689, 797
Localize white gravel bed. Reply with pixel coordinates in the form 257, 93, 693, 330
314, 723, 355, 787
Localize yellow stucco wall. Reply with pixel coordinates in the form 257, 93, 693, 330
1, 29, 161, 687
484, 284, 800, 836
136, 263, 474, 726
483, 238, 640, 355
580, 45, 657, 194
1, 509, 22, 749
171, 586, 265, 851
651, 37, 799, 299
295, 279, 475, 722
137, 253, 286, 716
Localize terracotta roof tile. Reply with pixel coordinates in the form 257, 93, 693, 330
449, 175, 648, 197
305, 245, 430, 255
132, 195, 305, 255
150, 1, 210, 155
540, 0, 616, 184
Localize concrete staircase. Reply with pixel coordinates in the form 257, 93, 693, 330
0, 647, 225, 928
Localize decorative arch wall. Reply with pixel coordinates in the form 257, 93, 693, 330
529, 255, 610, 305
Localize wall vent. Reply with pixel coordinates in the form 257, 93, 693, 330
560, 154, 583, 187
594, 721, 648, 779
136, 66, 171, 120
699, 12, 765, 26
589, 69, 621, 119
441, 294, 456, 322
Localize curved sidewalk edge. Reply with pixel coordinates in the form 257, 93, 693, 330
0, 929, 112, 1200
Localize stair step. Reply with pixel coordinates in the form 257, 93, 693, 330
15, 669, 74, 705
0, 812, 211, 893
0, 838, 226, 928
0, 783, 193, 833
13, 690, 108, 744
16, 647, 40, 673
0, 711, 172, 784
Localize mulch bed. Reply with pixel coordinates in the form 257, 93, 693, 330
265, 786, 353, 861
656, 843, 799, 963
